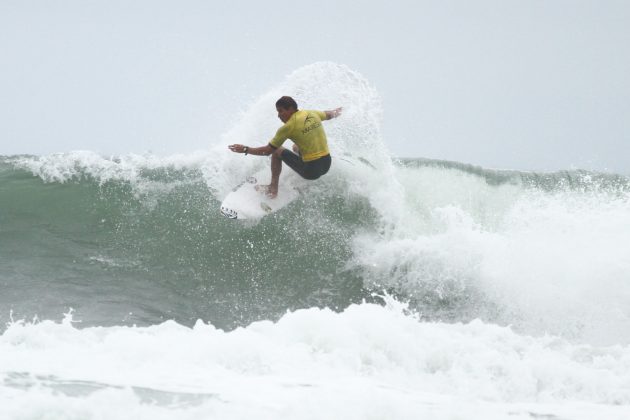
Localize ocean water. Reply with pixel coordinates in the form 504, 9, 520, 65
2, 63, 630, 419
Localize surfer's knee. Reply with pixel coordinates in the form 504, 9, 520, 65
272, 147, 284, 159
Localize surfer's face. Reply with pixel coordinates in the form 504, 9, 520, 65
276, 106, 294, 123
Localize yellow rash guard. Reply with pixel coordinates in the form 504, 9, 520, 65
268, 110, 329, 162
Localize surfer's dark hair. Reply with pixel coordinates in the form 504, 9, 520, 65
276, 96, 298, 110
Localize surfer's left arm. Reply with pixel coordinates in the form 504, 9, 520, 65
228, 144, 274, 156
324, 107, 342, 120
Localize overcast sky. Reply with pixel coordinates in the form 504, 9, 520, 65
1, 0, 629, 172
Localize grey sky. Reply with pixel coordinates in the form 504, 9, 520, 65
1, 0, 629, 172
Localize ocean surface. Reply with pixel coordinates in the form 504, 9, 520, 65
2, 63, 630, 419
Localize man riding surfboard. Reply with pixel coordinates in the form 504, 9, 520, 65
228, 96, 342, 198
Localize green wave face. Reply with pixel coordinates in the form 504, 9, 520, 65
0, 157, 380, 330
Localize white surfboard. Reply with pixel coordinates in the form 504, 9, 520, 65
220, 154, 374, 220
220, 167, 302, 220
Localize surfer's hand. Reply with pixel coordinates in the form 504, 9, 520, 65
326, 107, 343, 119
229, 144, 247, 154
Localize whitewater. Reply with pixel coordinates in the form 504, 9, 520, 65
1, 63, 630, 419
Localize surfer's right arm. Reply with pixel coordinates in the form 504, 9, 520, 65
228, 144, 276, 156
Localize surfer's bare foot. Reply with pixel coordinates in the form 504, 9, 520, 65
255, 184, 278, 198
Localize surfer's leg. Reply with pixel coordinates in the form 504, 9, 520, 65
268, 148, 283, 198
255, 148, 284, 198
279, 149, 307, 178
302, 154, 332, 180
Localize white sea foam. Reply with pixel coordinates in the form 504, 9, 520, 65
1, 301, 629, 420
352, 164, 630, 345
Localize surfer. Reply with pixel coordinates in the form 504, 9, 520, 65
228, 96, 342, 198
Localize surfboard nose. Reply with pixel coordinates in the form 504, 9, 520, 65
220, 206, 239, 219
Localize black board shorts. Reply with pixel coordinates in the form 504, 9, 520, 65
280, 150, 331, 180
